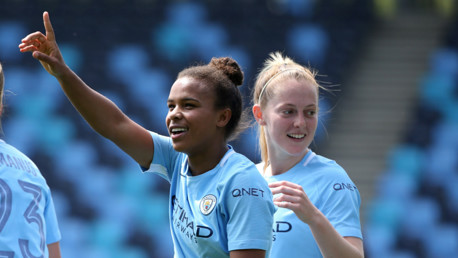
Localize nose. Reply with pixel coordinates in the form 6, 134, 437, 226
293, 115, 306, 128
168, 106, 183, 121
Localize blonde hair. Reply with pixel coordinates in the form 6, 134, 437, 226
252, 52, 322, 171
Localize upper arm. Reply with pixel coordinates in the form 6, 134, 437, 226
230, 249, 266, 258
224, 164, 275, 252
48, 241, 61, 258
110, 118, 154, 168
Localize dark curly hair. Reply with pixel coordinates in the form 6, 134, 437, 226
177, 57, 248, 141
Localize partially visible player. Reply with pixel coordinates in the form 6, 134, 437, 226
252, 52, 364, 258
0, 61, 62, 257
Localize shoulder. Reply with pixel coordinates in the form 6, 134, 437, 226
310, 154, 349, 178
150, 131, 172, 148
223, 152, 260, 175
305, 154, 359, 193
0, 141, 49, 189
220, 151, 266, 186
150, 131, 180, 160
308, 154, 360, 199
0, 141, 40, 172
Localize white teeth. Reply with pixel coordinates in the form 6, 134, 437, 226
171, 128, 187, 133
288, 134, 305, 139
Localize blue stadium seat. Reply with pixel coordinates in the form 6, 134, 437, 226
367, 195, 405, 233
59, 218, 91, 258
166, 2, 206, 26
0, 21, 26, 61
423, 144, 457, 188
375, 172, 418, 202
53, 140, 99, 180
419, 72, 456, 113
153, 2, 207, 63
107, 45, 149, 84
387, 144, 424, 181
89, 218, 128, 250
3, 117, 38, 155
443, 174, 458, 216
364, 223, 398, 257
287, 0, 316, 18
430, 121, 458, 148
399, 197, 441, 242
430, 48, 458, 77
423, 224, 458, 258
59, 44, 83, 72
287, 24, 329, 67
38, 117, 75, 155
192, 23, 228, 60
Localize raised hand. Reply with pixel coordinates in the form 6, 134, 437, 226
19, 11, 66, 77
269, 180, 320, 224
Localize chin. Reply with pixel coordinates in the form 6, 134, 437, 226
171, 142, 186, 152
286, 147, 309, 157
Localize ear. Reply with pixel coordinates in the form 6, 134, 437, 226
216, 108, 232, 128
252, 104, 266, 126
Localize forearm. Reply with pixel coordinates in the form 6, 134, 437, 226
56, 66, 128, 139
308, 210, 364, 258
230, 249, 265, 258
19, 11, 154, 166
48, 242, 61, 258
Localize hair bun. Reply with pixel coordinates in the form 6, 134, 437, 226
209, 57, 244, 86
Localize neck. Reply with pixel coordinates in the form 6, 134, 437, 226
188, 144, 229, 176
265, 149, 309, 176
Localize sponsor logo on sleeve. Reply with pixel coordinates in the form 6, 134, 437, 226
333, 182, 358, 191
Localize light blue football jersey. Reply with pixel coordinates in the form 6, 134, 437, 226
259, 150, 362, 258
0, 139, 61, 257
143, 132, 276, 258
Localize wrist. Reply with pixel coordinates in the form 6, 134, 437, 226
306, 207, 326, 229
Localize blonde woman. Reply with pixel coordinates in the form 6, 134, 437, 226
252, 52, 364, 258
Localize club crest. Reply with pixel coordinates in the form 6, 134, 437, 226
200, 194, 217, 215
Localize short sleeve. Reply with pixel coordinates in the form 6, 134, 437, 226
142, 131, 179, 182
44, 189, 61, 244
319, 170, 362, 239
221, 165, 276, 251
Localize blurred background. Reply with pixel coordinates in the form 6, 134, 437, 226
0, 0, 457, 257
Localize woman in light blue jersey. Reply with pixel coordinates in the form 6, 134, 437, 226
19, 12, 275, 258
252, 52, 364, 258
0, 62, 62, 257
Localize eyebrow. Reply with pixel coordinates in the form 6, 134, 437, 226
281, 103, 317, 108
167, 97, 200, 103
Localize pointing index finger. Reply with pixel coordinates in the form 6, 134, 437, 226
43, 11, 56, 41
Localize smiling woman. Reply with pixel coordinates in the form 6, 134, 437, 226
252, 52, 364, 258
19, 11, 275, 258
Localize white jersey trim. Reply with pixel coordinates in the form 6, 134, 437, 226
302, 150, 316, 167
220, 148, 235, 167
145, 163, 170, 182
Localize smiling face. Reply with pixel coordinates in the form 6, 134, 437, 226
166, 76, 227, 157
259, 78, 318, 161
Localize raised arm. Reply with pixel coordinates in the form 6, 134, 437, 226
19, 11, 153, 167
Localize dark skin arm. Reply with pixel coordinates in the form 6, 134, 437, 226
230, 249, 265, 258
48, 242, 61, 258
19, 11, 153, 168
